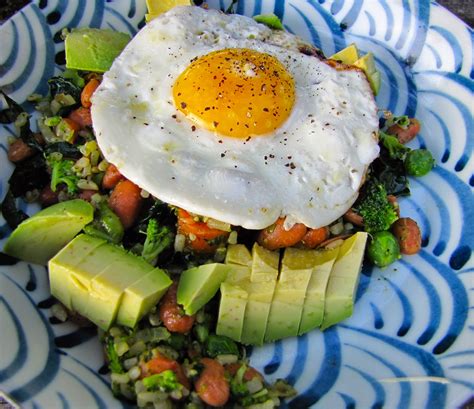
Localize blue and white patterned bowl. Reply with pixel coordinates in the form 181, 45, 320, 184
0, 1, 473, 408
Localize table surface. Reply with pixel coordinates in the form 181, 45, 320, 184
0, 1, 472, 409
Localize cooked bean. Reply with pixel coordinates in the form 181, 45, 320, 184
391, 217, 421, 255
195, 358, 229, 407
159, 282, 195, 334
8, 139, 34, 163
387, 118, 420, 144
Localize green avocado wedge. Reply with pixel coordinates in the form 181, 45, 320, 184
3, 199, 94, 265
320, 232, 368, 330
49, 234, 172, 330
65, 28, 130, 73
177, 263, 230, 315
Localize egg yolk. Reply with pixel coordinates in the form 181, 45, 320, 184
172, 48, 295, 138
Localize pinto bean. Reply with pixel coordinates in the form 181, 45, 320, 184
8, 139, 34, 163
343, 208, 364, 226
387, 118, 420, 144
39, 185, 59, 206
301, 226, 330, 248
159, 282, 195, 334
391, 217, 422, 255
195, 358, 230, 407
257, 217, 307, 250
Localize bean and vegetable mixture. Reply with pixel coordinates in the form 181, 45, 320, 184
0, 16, 434, 409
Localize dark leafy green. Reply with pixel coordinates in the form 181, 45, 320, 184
0, 91, 24, 124
84, 202, 124, 244
44, 141, 82, 159
8, 154, 49, 197
56, 102, 81, 117
206, 334, 239, 357
371, 157, 410, 196
0, 190, 29, 229
48, 76, 82, 101
379, 132, 410, 161
0, 92, 43, 152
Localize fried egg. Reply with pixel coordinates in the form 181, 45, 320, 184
91, 6, 379, 230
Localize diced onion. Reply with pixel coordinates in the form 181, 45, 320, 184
329, 221, 344, 235
174, 234, 185, 252
115, 340, 130, 357
51, 303, 68, 322
128, 366, 141, 381
111, 372, 130, 384
246, 378, 264, 394
206, 218, 231, 232
227, 230, 238, 244
123, 357, 138, 370
216, 354, 238, 365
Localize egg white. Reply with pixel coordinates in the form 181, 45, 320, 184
91, 6, 379, 229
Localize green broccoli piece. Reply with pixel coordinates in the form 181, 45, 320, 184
47, 155, 79, 193
379, 131, 410, 161
141, 218, 174, 264
355, 180, 399, 233
106, 338, 124, 374
142, 370, 180, 392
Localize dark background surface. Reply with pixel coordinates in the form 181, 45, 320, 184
0, 0, 473, 26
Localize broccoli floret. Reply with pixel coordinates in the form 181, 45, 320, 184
47, 155, 79, 193
141, 218, 174, 264
355, 180, 399, 233
142, 370, 180, 392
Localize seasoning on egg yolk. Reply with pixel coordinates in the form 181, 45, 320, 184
172, 48, 295, 138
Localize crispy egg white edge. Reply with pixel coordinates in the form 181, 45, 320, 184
91, 6, 379, 230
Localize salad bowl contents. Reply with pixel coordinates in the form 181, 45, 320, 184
0, 0, 472, 408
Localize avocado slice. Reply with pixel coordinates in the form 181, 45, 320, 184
353, 53, 381, 95
226, 264, 252, 284
65, 28, 130, 73
250, 243, 279, 282
225, 244, 252, 266
4, 199, 94, 265
239, 278, 277, 345
50, 235, 125, 325
145, 0, 192, 22
320, 232, 368, 330
87, 255, 155, 329
265, 248, 316, 342
216, 282, 248, 342
116, 268, 172, 328
329, 43, 359, 64
49, 234, 106, 309
177, 263, 230, 315
298, 247, 339, 335
219, 250, 277, 345
49, 234, 171, 329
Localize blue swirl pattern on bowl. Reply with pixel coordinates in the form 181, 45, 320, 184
0, 0, 472, 407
